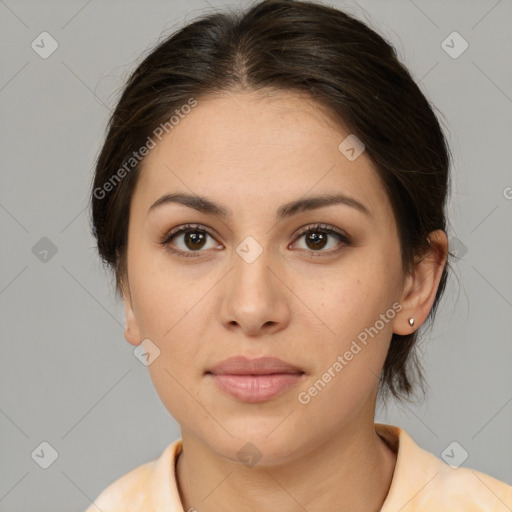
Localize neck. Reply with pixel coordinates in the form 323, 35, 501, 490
176, 419, 397, 512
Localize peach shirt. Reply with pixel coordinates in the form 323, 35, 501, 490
85, 423, 512, 511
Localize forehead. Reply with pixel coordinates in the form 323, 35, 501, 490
133, 90, 393, 224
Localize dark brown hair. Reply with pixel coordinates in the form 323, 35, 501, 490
89, 0, 453, 403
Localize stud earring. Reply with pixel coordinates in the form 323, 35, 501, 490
408, 318, 415, 327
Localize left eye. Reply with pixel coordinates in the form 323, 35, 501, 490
292, 224, 350, 254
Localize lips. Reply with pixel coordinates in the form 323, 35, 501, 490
207, 356, 304, 376
206, 356, 305, 403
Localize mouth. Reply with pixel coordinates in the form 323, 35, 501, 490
205, 356, 305, 403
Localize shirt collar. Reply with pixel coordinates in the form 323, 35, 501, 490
148, 423, 451, 511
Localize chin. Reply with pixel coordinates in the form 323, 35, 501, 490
201, 419, 309, 467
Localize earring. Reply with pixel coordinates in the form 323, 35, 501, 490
408, 318, 415, 327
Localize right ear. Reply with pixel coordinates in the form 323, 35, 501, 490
121, 276, 143, 347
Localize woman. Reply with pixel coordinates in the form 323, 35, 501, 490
87, 0, 512, 510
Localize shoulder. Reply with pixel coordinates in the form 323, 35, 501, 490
376, 423, 512, 512
84, 460, 155, 512
431, 464, 512, 511
84, 440, 183, 512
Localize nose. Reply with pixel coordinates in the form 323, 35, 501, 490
219, 245, 291, 336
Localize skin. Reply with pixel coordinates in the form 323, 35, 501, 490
121, 89, 448, 512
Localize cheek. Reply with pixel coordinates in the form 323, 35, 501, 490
140, 288, 208, 424
128, 242, 202, 337
297, 253, 398, 374
295, 296, 394, 426
304, 271, 392, 336
128, 267, 209, 399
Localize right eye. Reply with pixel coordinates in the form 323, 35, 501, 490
160, 223, 224, 258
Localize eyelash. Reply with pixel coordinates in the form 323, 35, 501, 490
159, 223, 352, 259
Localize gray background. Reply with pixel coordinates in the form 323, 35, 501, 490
1, 0, 511, 510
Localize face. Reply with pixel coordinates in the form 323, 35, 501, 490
122, 89, 411, 464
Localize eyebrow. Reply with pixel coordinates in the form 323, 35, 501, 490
148, 192, 372, 220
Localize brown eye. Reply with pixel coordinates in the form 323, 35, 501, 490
293, 224, 351, 256
182, 230, 207, 250
304, 231, 329, 250
161, 224, 222, 257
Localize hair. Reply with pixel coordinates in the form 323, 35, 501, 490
89, 0, 453, 403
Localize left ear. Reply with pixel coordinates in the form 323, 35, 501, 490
393, 229, 448, 335
120, 273, 143, 347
